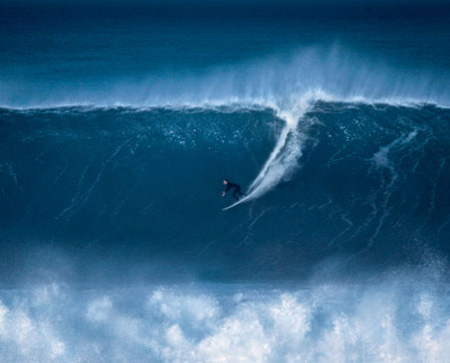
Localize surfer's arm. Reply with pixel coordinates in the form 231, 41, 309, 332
222, 185, 232, 196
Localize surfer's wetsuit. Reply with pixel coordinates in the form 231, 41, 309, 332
224, 182, 246, 201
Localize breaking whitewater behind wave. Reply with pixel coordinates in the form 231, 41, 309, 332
2, 2, 450, 361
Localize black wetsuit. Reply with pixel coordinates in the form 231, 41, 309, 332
224, 182, 246, 201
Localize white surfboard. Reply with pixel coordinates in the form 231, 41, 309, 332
222, 194, 251, 211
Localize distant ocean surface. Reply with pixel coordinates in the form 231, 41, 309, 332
1, 2, 450, 361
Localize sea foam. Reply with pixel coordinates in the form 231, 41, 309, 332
1, 271, 449, 362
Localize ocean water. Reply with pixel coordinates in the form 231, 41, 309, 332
1, 1, 450, 361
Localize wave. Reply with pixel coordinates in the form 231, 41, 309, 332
3, 97, 444, 207
3, 46, 449, 202
4, 57, 449, 204
1, 102, 450, 283
2, 46, 450, 279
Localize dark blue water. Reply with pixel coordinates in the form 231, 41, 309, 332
1, 2, 450, 361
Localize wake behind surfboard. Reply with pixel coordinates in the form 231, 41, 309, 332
222, 115, 305, 211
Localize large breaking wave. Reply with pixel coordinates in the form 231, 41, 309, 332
3, 42, 450, 361
2, 100, 450, 283
3, 45, 450, 208
5, 46, 450, 210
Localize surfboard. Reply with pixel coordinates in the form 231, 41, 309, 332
222, 194, 250, 211
222, 202, 240, 211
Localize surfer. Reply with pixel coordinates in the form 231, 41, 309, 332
221, 179, 246, 201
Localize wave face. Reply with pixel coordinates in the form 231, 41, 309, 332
2, 2, 450, 361
2, 103, 450, 282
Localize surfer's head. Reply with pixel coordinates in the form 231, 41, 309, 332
223, 179, 228, 185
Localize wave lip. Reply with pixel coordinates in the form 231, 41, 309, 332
2, 45, 450, 110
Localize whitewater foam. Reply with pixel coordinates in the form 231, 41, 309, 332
1, 273, 450, 362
